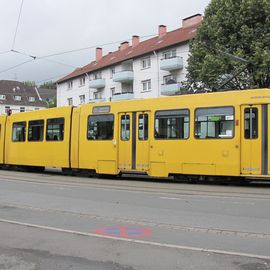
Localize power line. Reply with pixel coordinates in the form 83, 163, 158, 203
10, 49, 76, 69
0, 59, 34, 75
2, 32, 157, 82
40, 58, 78, 69
39, 33, 156, 59
11, 49, 36, 59
36, 73, 68, 84
0, 50, 11, 55
12, 0, 25, 50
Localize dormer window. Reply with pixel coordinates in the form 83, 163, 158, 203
14, 95, 22, 101
28, 97, 35, 102
0, 95, 6, 100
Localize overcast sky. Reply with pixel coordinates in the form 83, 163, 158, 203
0, 0, 210, 84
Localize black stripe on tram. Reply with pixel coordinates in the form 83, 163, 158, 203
132, 112, 136, 170
261, 104, 268, 175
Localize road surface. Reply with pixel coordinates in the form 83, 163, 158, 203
0, 169, 269, 269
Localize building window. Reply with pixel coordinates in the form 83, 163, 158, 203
195, 107, 234, 139
93, 92, 102, 100
5, 106, 10, 114
0, 95, 6, 100
87, 114, 114, 140
12, 122, 26, 142
163, 75, 177, 84
46, 118, 64, 141
110, 67, 115, 78
163, 48, 177, 59
20, 107, 25, 112
141, 56, 151, 69
28, 120, 44, 141
67, 98, 73, 106
28, 96, 35, 102
155, 110, 189, 140
111, 87, 115, 96
67, 81, 73, 89
79, 95, 85, 104
142, 80, 151, 92
93, 72, 102, 80
79, 77, 85, 86
14, 95, 22, 101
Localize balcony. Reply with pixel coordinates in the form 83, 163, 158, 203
113, 70, 134, 83
89, 78, 105, 89
112, 92, 134, 101
160, 56, 183, 71
161, 82, 182, 96
89, 98, 106, 103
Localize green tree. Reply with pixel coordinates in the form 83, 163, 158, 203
23, 81, 37, 87
186, 0, 270, 91
48, 98, 57, 108
39, 81, 56, 89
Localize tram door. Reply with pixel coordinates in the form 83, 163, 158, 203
118, 112, 150, 172
241, 105, 268, 175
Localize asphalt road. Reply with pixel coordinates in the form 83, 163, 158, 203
0, 169, 270, 270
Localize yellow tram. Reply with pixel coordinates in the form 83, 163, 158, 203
0, 88, 270, 181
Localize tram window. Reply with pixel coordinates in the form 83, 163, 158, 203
138, 114, 148, 140
28, 120, 44, 141
12, 122, 26, 142
46, 118, 64, 141
195, 107, 234, 139
244, 108, 258, 139
88, 114, 114, 140
155, 110, 189, 139
121, 115, 130, 141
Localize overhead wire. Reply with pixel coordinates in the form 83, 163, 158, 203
11, 0, 25, 50
40, 58, 78, 69
11, 49, 36, 59
39, 33, 156, 59
0, 50, 11, 55
3, 0, 174, 83
0, 59, 34, 75
1, 32, 156, 82
3, 12, 158, 83
36, 73, 69, 84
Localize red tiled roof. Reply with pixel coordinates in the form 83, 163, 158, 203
57, 23, 201, 83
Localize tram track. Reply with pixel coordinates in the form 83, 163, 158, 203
1, 170, 270, 199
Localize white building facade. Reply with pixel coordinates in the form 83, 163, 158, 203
57, 14, 203, 107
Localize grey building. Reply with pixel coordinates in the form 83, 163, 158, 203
0, 80, 47, 115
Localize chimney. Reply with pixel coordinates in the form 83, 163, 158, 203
120, 41, 129, 51
159, 25, 167, 38
132, 35, 140, 47
182, 14, 203, 28
96, 47, 103, 61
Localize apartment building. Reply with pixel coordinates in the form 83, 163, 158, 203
57, 14, 203, 107
0, 80, 47, 115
